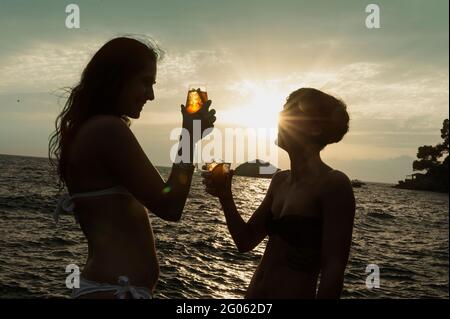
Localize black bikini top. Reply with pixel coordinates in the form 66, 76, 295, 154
266, 211, 323, 272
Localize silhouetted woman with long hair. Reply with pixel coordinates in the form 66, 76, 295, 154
49, 36, 215, 298
202, 88, 355, 298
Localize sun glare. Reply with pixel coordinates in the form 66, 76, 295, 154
220, 83, 286, 129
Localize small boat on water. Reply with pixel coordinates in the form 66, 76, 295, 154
351, 179, 365, 188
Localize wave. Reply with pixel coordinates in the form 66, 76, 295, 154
367, 210, 395, 220
0, 155, 448, 298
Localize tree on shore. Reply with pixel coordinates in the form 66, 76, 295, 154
408, 119, 449, 192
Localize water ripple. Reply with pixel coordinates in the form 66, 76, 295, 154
0, 155, 448, 299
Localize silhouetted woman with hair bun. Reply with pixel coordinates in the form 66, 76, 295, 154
203, 87, 355, 298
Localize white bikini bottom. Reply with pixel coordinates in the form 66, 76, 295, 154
71, 276, 152, 299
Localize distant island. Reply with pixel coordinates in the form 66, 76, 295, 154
394, 119, 449, 193
234, 159, 280, 178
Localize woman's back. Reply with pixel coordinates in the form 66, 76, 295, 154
64, 115, 159, 290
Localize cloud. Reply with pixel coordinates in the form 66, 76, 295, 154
0, 0, 447, 184
218, 61, 448, 124
155, 48, 233, 97
0, 37, 103, 94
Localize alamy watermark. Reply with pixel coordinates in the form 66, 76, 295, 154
169, 122, 279, 174
365, 264, 380, 289
65, 264, 80, 289
365, 4, 381, 29
65, 4, 80, 29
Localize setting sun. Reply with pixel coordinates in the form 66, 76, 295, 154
220, 82, 286, 129
0, 0, 448, 302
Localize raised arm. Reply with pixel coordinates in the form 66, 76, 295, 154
203, 170, 285, 252
316, 170, 356, 299
95, 108, 214, 222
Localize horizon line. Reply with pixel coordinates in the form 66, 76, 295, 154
0, 152, 402, 185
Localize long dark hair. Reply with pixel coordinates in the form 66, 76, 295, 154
48, 36, 162, 191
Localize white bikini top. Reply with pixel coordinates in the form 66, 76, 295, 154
53, 185, 131, 223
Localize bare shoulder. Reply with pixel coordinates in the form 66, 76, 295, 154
325, 169, 351, 184
320, 169, 355, 219
270, 169, 289, 186
77, 115, 132, 142
83, 115, 129, 134
322, 170, 353, 193
265, 169, 289, 196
